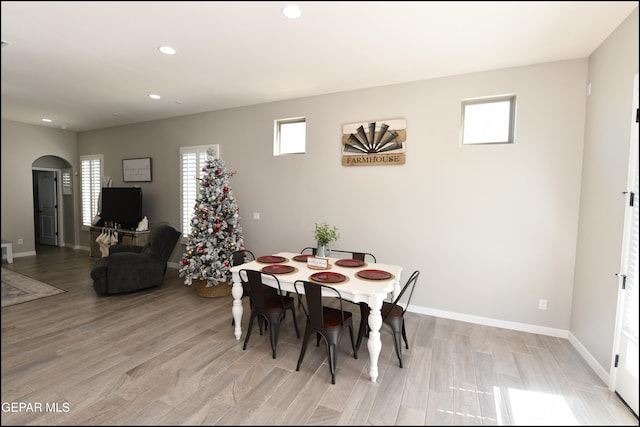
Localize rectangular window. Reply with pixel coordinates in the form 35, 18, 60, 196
80, 154, 103, 228
274, 117, 306, 155
461, 95, 516, 145
180, 145, 219, 237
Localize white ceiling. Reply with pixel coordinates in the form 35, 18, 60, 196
1, 1, 637, 132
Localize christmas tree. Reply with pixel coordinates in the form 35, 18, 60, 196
179, 150, 244, 287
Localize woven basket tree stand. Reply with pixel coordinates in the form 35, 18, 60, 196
195, 280, 233, 298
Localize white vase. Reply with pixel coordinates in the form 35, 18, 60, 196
316, 243, 328, 258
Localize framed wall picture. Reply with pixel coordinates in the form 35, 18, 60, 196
123, 157, 152, 182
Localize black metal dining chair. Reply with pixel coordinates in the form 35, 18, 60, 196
314, 248, 377, 348
356, 270, 420, 368
240, 269, 300, 358
299, 248, 377, 325
299, 247, 376, 263
231, 249, 255, 267
294, 279, 358, 384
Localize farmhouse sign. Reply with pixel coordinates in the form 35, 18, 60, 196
342, 119, 406, 166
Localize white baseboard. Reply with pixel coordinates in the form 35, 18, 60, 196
163, 262, 609, 388
408, 304, 568, 338
3, 250, 37, 260
567, 331, 611, 387
407, 304, 610, 387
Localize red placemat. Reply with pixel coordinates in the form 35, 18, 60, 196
356, 269, 392, 280
257, 255, 287, 264
335, 258, 365, 268
262, 264, 296, 274
310, 271, 347, 284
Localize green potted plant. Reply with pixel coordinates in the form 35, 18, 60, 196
314, 221, 339, 257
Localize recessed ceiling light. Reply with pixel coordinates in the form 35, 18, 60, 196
42, 118, 52, 123
159, 45, 176, 55
149, 94, 161, 100
282, 4, 302, 19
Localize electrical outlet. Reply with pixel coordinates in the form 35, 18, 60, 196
538, 299, 548, 310
18, 239, 23, 245
253, 212, 260, 220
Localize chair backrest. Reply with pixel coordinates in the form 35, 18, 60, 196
240, 269, 285, 311
294, 280, 348, 327
231, 249, 255, 266
142, 223, 181, 262
300, 247, 376, 263
383, 270, 420, 317
329, 249, 376, 263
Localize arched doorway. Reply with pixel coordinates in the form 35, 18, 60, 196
32, 155, 73, 249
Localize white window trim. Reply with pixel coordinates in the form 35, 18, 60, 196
461, 95, 516, 145
180, 144, 219, 239
80, 154, 103, 230
274, 116, 306, 155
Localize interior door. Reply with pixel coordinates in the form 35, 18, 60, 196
613, 74, 639, 416
37, 171, 58, 246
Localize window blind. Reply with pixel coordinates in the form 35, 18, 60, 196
80, 155, 102, 227
180, 145, 219, 236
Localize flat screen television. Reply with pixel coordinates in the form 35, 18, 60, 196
100, 187, 143, 230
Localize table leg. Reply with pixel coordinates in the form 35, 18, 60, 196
232, 279, 244, 340
366, 300, 384, 383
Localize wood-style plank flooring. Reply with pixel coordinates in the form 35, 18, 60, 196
1, 246, 638, 425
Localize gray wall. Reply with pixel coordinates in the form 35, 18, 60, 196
1, 121, 78, 253
1, 8, 636, 384
75, 58, 587, 335
571, 8, 639, 379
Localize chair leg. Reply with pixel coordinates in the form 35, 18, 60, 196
243, 313, 257, 350
296, 327, 312, 371
389, 322, 404, 368
327, 343, 337, 384
290, 307, 301, 338
348, 325, 358, 359
269, 319, 280, 359
232, 315, 266, 334
356, 302, 369, 351
401, 320, 409, 349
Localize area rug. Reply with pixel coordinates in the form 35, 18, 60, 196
1, 268, 66, 307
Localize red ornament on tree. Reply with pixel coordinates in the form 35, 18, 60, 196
182, 259, 188, 265
198, 247, 205, 254
223, 186, 229, 192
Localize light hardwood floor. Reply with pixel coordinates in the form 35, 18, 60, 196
1, 246, 638, 426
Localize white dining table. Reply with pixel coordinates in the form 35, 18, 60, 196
229, 251, 403, 383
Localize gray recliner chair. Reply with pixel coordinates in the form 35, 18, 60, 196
91, 223, 181, 295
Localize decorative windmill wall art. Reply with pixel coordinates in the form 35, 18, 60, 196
341, 118, 406, 166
